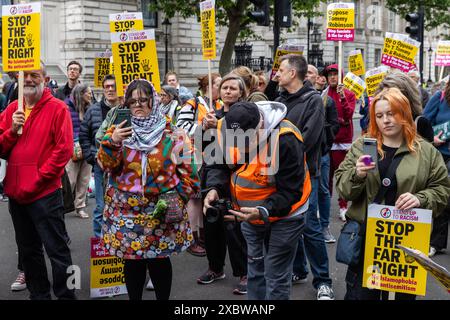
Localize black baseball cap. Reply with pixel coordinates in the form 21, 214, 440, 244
224, 102, 261, 131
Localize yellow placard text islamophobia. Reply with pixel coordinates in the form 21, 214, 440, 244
109, 12, 144, 33
200, 0, 216, 60
343, 72, 365, 99
90, 238, 127, 298
94, 53, 111, 88
111, 30, 161, 96
363, 204, 431, 296
2, 3, 41, 71
348, 50, 365, 76
365, 66, 389, 97
270, 46, 304, 79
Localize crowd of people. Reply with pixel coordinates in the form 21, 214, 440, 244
0, 56, 449, 301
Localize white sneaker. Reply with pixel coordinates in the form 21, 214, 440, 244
317, 284, 335, 300
11, 271, 26, 291
429, 247, 437, 257
339, 208, 347, 222
146, 278, 154, 290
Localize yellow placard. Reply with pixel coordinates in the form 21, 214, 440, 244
2, 3, 41, 71
111, 30, 161, 96
435, 40, 450, 67
382, 34, 419, 64
94, 54, 111, 88
343, 72, 365, 99
365, 66, 389, 97
109, 12, 144, 33
363, 204, 431, 296
109, 56, 115, 75
270, 46, 304, 79
200, 0, 216, 60
90, 237, 127, 298
348, 50, 365, 76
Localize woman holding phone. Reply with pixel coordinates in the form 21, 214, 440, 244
97, 79, 200, 300
334, 87, 450, 300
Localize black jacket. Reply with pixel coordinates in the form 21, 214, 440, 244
322, 94, 340, 155
55, 82, 73, 101
79, 98, 110, 166
205, 133, 306, 218
276, 81, 325, 177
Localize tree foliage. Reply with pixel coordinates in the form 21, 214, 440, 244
385, 0, 450, 30
151, 0, 323, 75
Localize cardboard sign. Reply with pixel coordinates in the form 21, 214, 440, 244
111, 29, 161, 96
348, 49, 365, 76
270, 44, 304, 79
363, 204, 431, 296
435, 40, 450, 67
2, 2, 41, 71
200, 0, 216, 60
109, 12, 144, 33
326, 2, 355, 42
94, 52, 112, 88
90, 237, 127, 298
365, 66, 389, 97
381, 33, 420, 72
343, 72, 366, 99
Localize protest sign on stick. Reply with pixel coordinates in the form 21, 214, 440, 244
365, 66, 389, 98
363, 204, 432, 296
343, 72, 366, 99
381, 32, 420, 73
348, 49, 365, 76
109, 12, 144, 33
111, 29, 161, 96
326, 2, 355, 83
200, 0, 216, 112
94, 51, 112, 88
270, 44, 304, 80
2, 2, 41, 135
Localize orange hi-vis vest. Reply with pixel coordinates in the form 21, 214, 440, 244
185, 96, 223, 127
217, 119, 311, 224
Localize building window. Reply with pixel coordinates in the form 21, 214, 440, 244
141, 0, 157, 28
374, 48, 381, 66
388, 11, 396, 32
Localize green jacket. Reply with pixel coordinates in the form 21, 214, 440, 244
335, 137, 450, 223
95, 106, 120, 148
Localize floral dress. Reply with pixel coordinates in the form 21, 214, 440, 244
97, 121, 200, 259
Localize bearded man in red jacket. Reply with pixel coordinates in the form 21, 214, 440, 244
0, 66, 76, 300
323, 64, 356, 222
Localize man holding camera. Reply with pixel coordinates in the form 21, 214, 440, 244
203, 101, 310, 300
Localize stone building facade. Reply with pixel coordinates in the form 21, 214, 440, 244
1, 0, 448, 91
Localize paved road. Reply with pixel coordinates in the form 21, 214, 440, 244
0, 120, 449, 300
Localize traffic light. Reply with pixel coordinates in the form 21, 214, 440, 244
248, 0, 270, 26
405, 12, 423, 43
278, 0, 292, 28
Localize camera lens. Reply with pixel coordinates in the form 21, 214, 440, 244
206, 207, 220, 224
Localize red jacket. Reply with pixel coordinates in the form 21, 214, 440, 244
0, 88, 73, 204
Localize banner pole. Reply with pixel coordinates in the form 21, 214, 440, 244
208, 59, 213, 112
439, 66, 445, 82
17, 71, 24, 136
338, 40, 343, 84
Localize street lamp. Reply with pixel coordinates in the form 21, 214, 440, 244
162, 18, 172, 76
428, 46, 433, 84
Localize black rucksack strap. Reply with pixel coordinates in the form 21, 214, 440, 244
373, 153, 406, 204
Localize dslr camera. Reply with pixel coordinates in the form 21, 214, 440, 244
206, 199, 233, 223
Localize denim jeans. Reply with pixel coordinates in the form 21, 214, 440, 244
9, 189, 76, 300
293, 177, 333, 289
241, 217, 305, 300
318, 153, 331, 229
93, 163, 105, 238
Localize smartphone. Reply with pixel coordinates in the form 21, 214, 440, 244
362, 137, 378, 170
114, 108, 131, 128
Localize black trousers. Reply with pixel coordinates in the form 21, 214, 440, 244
123, 258, 172, 300
9, 189, 76, 300
430, 205, 449, 250
204, 215, 248, 277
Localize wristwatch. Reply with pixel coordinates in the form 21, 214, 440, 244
256, 206, 269, 224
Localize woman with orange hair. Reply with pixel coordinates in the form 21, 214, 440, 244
334, 87, 450, 300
